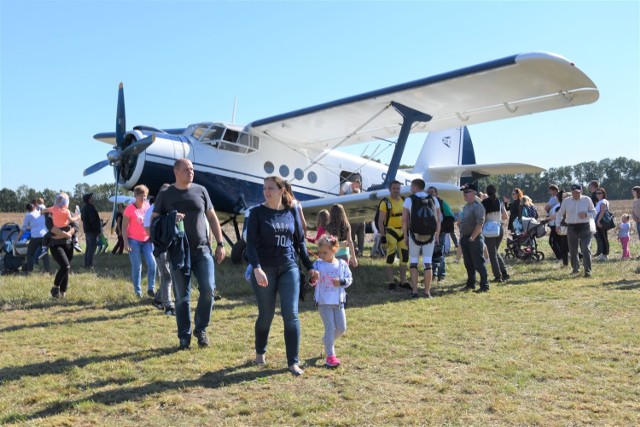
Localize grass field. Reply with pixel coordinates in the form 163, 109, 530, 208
1, 202, 639, 426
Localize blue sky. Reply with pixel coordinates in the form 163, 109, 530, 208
1, 1, 638, 192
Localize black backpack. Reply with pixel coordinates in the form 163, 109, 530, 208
374, 197, 401, 229
409, 194, 437, 244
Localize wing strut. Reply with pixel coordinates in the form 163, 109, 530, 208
369, 101, 432, 190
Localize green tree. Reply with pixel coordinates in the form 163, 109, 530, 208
0, 188, 19, 212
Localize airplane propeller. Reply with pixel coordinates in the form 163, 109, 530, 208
83, 83, 156, 232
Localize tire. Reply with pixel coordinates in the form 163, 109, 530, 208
535, 252, 545, 262
231, 239, 247, 265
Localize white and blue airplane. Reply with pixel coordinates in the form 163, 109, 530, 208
84, 52, 598, 251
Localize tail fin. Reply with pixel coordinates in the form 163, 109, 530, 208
416, 126, 544, 185
414, 126, 476, 184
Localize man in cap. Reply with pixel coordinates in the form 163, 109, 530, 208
555, 184, 596, 277
458, 183, 489, 292
81, 193, 102, 268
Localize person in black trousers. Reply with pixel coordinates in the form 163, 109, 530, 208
45, 212, 77, 298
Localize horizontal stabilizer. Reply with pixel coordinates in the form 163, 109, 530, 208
428, 163, 545, 184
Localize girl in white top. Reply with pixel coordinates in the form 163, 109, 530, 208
616, 214, 631, 259
311, 235, 353, 368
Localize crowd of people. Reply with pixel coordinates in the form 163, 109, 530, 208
10, 167, 640, 375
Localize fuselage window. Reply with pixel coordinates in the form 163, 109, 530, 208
294, 168, 304, 180
264, 161, 275, 174
279, 165, 290, 177
308, 171, 318, 184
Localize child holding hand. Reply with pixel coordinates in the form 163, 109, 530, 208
310, 235, 352, 367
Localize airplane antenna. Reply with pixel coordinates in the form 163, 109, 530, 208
232, 97, 237, 124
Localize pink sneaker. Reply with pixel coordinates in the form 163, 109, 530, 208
325, 355, 341, 367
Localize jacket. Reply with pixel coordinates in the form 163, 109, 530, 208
151, 210, 191, 275
81, 203, 102, 233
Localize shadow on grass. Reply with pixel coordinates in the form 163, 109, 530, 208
0, 347, 174, 384
0, 307, 150, 333
4, 360, 288, 424
600, 278, 640, 290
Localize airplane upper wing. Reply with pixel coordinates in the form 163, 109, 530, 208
245, 52, 598, 150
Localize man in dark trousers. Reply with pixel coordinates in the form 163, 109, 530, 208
81, 193, 101, 268
458, 183, 489, 292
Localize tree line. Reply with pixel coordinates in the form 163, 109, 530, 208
477, 157, 640, 202
0, 157, 638, 213
0, 183, 133, 213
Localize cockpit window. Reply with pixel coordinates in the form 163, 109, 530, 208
196, 123, 259, 154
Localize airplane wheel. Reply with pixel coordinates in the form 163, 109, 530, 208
231, 239, 247, 265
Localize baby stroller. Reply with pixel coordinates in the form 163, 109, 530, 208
1, 222, 26, 274
504, 217, 547, 262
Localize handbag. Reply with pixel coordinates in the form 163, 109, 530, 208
600, 210, 615, 231
557, 225, 568, 236
482, 220, 501, 238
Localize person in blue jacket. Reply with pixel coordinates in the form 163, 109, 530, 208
245, 176, 318, 376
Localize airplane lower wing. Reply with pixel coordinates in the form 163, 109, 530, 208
300, 182, 463, 226
246, 52, 598, 151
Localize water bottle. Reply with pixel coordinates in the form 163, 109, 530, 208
75, 205, 81, 217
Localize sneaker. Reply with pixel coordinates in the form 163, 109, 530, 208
214, 293, 222, 301
493, 277, 504, 283
195, 331, 209, 348
254, 353, 266, 365
462, 284, 476, 292
73, 243, 83, 253
410, 293, 419, 299
178, 337, 191, 350
437, 276, 445, 282
387, 282, 397, 291
38, 248, 48, 260
584, 271, 592, 278
325, 355, 341, 367
164, 306, 176, 316
424, 292, 433, 299
50, 286, 60, 298
60, 292, 66, 299
147, 289, 155, 298
288, 364, 304, 376
398, 282, 412, 290
473, 287, 489, 293
501, 273, 511, 281
152, 299, 164, 310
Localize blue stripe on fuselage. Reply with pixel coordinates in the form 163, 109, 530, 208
138, 161, 325, 215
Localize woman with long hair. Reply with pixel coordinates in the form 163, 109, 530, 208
505, 188, 523, 232
594, 187, 610, 261
481, 185, 510, 282
245, 176, 318, 376
325, 204, 359, 267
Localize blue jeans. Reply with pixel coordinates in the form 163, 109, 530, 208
85, 232, 99, 267
170, 250, 216, 340
460, 235, 488, 288
127, 238, 157, 296
250, 260, 300, 366
432, 232, 446, 278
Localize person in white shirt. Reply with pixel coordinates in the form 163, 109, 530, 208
555, 184, 596, 277
17, 203, 50, 273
